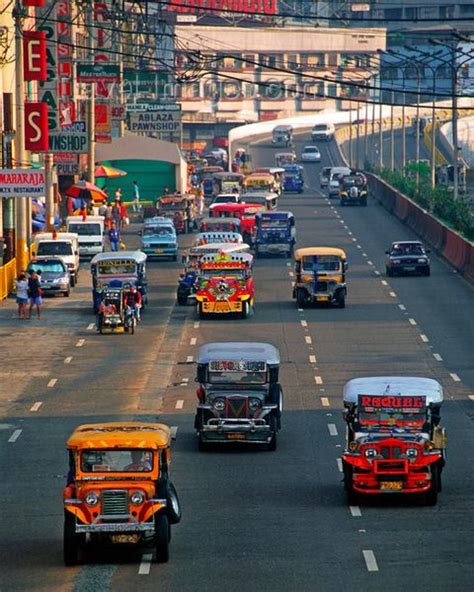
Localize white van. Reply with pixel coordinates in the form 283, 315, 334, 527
33, 232, 80, 286
311, 123, 335, 141
328, 167, 352, 198
66, 216, 104, 258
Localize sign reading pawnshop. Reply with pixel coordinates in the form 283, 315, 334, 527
48, 121, 89, 153
129, 104, 181, 133
0, 169, 46, 198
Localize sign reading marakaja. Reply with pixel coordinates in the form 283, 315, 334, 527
358, 395, 427, 410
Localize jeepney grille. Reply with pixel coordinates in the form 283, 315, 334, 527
102, 490, 128, 515
226, 397, 249, 419
376, 460, 407, 473
315, 281, 327, 292
380, 446, 402, 459
152, 243, 174, 248
266, 233, 283, 243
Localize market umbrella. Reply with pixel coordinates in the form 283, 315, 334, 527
94, 164, 127, 178
65, 180, 108, 203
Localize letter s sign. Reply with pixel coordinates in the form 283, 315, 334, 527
25, 103, 49, 151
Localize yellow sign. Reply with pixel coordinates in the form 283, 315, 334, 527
202, 301, 242, 313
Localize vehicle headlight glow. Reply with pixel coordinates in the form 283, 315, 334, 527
249, 397, 261, 411
364, 448, 377, 458
213, 398, 225, 411
130, 491, 145, 505
85, 492, 99, 506
406, 448, 418, 458
417, 258, 427, 263
392, 259, 401, 264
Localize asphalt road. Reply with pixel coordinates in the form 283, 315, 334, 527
0, 132, 473, 592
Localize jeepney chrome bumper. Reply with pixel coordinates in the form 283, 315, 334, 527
203, 417, 270, 432
258, 243, 290, 253
76, 519, 155, 534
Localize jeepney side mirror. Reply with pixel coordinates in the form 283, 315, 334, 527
344, 262, 349, 271
385, 250, 390, 255
196, 365, 206, 383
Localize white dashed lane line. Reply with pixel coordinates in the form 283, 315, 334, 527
175, 400, 184, 410
305, 336, 312, 344
300, 319, 307, 327
87, 323, 95, 331
320, 397, 330, 406
186, 355, 194, 363
289, 271, 294, 277
298, 308, 304, 312
363, 550, 379, 572
309, 355, 317, 364
450, 373, 461, 382
336, 459, 343, 472
374, 270, 380, 276
314, 376, 323, 385
8, 429, 22, 443
408, 318, 417, 326
469, 395, 474, 401
350, 506, 362, 517
398, 304, 406, 311
381, 280, 388, 286
420, 334, 429, 342
327, 423, 338, 436
190, 337, 197, 346
30, 402, 42, 412
433, 353, 443, 361
170, 426, 178, 439
64, 356, 72, 364
389, 291, 397, 298
47, 378, 57, 388
76, 339, 85, 347
138, 554, 153, 575
193, 321, 200, 329
367, 260, 373, 266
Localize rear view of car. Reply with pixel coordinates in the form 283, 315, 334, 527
311, 123, 335, 141
301, 146, 321, 162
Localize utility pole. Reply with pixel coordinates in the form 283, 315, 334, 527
86, 2, 95, 183
13, 1, 28, 273
378, 85, 383, 169
452, 45, 459, 200
401, 85, 406, 173
45, 153, 55, 229
390, 90, 395, 171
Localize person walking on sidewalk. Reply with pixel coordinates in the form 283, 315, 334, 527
108, 222, 120, 252
132, 181, 141, 212
27, 269, 42, 320
15, 272, 28, 320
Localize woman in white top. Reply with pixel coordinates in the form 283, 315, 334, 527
15, 273, 29, 319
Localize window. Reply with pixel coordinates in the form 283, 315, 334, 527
242, 54, 256, 68
405, 7, 417, 19
261, 79, 282, 99
405, 66, 424, 80
381, 66, 399, 81
222, 80, 241, 99
327, 54, 338, 67
181, 83, 201, 98
327, 83, 337, 97
204, 81, 220, 100
81, 449, 154, 473
287, 53, 299, 69
301, 54, 323, 68
384, 8, 402, 19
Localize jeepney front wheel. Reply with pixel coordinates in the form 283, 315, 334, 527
63, 512, 83, 566
155, 513, 170, 563
241, 301, 250, 319
156, 479, 182, 524
424, 464, 440, 506
336, 292, 346, 309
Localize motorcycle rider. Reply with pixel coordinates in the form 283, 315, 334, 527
124, 286, 142, 322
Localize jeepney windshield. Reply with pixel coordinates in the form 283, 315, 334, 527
200, 268, 246, 279
97, 261, 136, 275
301, 255, 341, 272
358, 409, 426, 429
143, 226, 173, 236
80, 449, 154, 472
261, 219, 288, 228
208, 360, 267, 385
37, 241, 73, 256
68, 223, 102, 236
205, 223, 237, 232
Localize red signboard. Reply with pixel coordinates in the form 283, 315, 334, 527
23, 31, 47, 81
25, 102, 49, 151
358, 395, 426, 409
166, 0, 277, 14
23, 0, 46, 6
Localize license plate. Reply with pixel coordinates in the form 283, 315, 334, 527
316, 296, 329, 302
203, 302, 242, 313
227, 433, 246, 440
404, 266, 415, 271
380, 481, 403, 491
154, 248, 164, 253
111, 534, 140, 544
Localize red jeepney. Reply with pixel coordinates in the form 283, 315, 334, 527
208, 203, 265, 245
195, 251, 254, 319
199, 217, 241, 234
341, 377, 446, 506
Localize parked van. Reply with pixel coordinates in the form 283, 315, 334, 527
33, 232, 80, 286
66, 216, 104, 258
311, 123, 335, 141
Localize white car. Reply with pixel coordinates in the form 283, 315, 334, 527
301, 146, 321, 162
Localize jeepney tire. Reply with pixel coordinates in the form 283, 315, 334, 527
172, 255, 178, 262
337, 293, 346, 309
130, 321, 135, 335
296, 288, 306, 309
70, 275, 76, 288
198, 435, 209, 452
269, 384, 283, 420
361, 198, 368, 207
63, 512, 81, 566
267, 415, 278, 451
386, 267, 393, 277
424, 465, 440, 506
347, 487, 359, 505
64, 289, 70, 297
155, 513, 170, 563
241, 301, 250, 319
423, 266, 431, 277
177, 290, 188, 306
340, 200, 345, 207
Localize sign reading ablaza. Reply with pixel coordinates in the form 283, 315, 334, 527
129, 110, 181, 133
0, 169, 46, 198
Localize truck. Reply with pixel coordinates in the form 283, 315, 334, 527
66, 216, 105, 258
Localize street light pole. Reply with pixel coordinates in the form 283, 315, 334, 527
378, 83, 383, 169
415, 72, 421, 191
451, 47, 459, 200
86, 2, 95, 184
390, 89, 395, 170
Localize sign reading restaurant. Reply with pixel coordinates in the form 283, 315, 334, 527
0, 169, 46, 198
166, 0, 277, 15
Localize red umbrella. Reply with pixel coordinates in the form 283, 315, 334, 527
94, 165, 127, 178
65, 181, 108, 203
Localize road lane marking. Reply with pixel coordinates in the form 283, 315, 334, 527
433, 353, 443, 361
374, 270, 380, 276
286, 262, 291, 267
30, 402, 42, 412
76, 339, 85, 347
289, 271, 294, 277
170, 426, 178, 439
367, 260, 373, 266
381, 280, 388, 286
87, 323, 95, 330
298, 308, 304, 312
305, 336, 312, 344
186, 355, 194, 363
336, 459, 343, 472
352, 238, 357, 242
389, 291, 397, 298
340, 220, 344, 224
350, 506, 362, 517
398, 304, 406, 311
64, 356, 72, 364
8, 429, 22, 443
301, 320, 307, 327
363, 550, 379, 572
315, 376, 323, 384
309, 355, 317, 363
321, 397, 330, 406
408, 318, 417, 325
356, 245, 361, 249
138, 554, 153, 575
181, 377, 189, 383
193, 321, 200, 329
176, 400, 184, 410
362, 253, 367, 258
328, 423, 338, 436
47, 378, 57, 388
420, 334, 429, 342
469, 395, 474, 401
348, 231, 353, 235
190, 337, 197, 345
450, 373, 461, 382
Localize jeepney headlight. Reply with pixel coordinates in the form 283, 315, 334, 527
364, 448, 377, 458
406, 447, 418, 458
85, 492, 99, 506
213, 398, 225, 411
130, 491, 145, 506
417, 258, 427, 263
301, 274, 312, 282
391, 259, 400, 264
249, 398, 261, 410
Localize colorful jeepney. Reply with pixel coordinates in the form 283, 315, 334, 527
194, 231, 243, 245
255, 211, 295, 257
195, 251, 254, 318
90, 251, 147, 313
243, 173, 279, 196
275, 152, 297, 167
199, 166, 224, 197
252, 167, 284, 195
209, 203, 265, 246
212, 172, 244, 196
63, 422, 181, 565
199, 216, 241, 234
194, 342, 283, 450
283, 165, 304, 193
156, 194, 195, 234
341, 377, 446, 505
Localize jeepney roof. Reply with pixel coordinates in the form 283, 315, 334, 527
244, 174, 274, 182
200, 216, 240, 226
294, 247, 347, 260
254, 167, 285, 175
275, 152, 296, 158
67, 215, 104, 223
67, 422, 172, 450
195, 232, 243, 244
343, 377, 444, 405
273, 125, 293, 132
199, 251, 253, 265
256, 210, 293, 220
209, 203, 264, 213
188, 243, 250, 256
197, 342, 280, 365
212, 172, 244, 180
144, 216, 175, 227
91, 250, 147, 265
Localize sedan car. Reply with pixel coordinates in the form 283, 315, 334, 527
385, 241, 431, 276
210, 193, 240, 206
301, 146, 321, 162
328, 178, 341, 198
29, 257, 71, 296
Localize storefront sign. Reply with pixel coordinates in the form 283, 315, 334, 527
54, 153, 79, 175
36, 1, 59, 130
57, 0, 75, 126
129, 111, 181, 133
0, 169, 46, 198
25, 102, 49, 151
166, 0, 277, 15
48, 121, 89, 153
77, 63, 120, 83
23, 30, 47, 81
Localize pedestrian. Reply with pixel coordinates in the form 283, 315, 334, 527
115, 188, 122, 201
132, 180, 141, 212
98, 201, 107, 217
104, 202, 113, 228
112, 200, 121, 227
120, 200, 127, 231
196, 188, 204, 216
15, 272, 28, 320
163, 186, 170, 195
108, 221, 120, 252
27, 269, 42, 320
